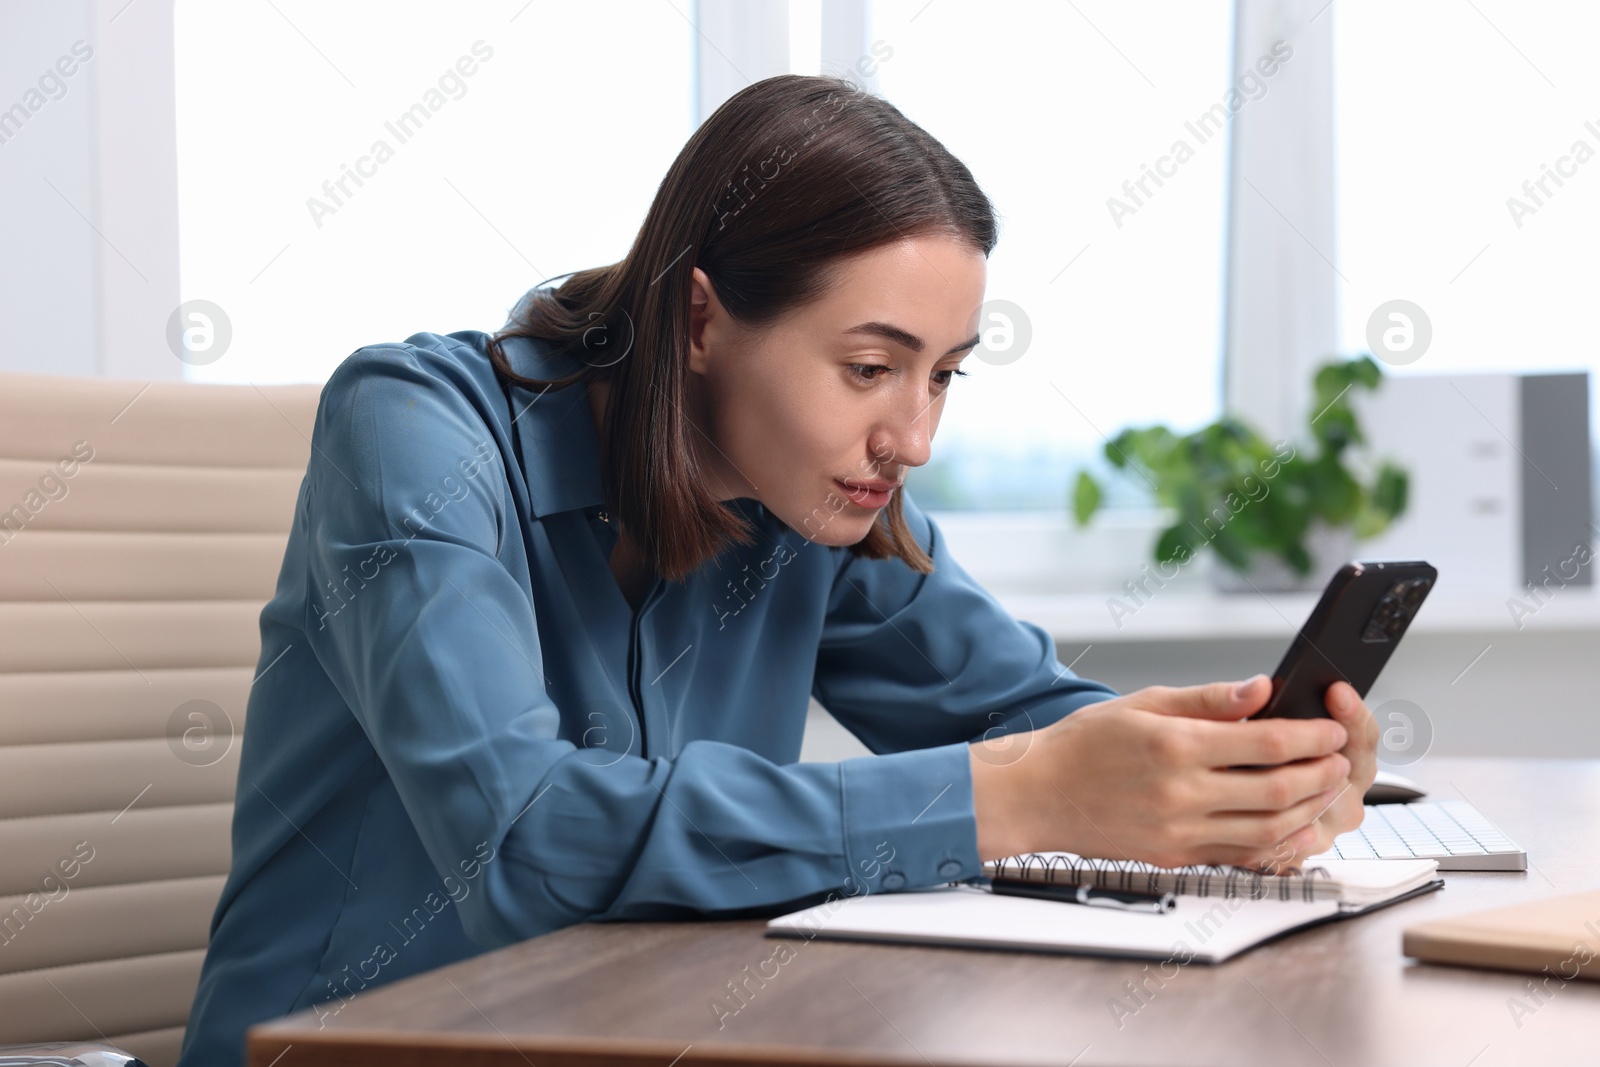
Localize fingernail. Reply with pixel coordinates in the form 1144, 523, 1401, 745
1232, 674, 1264, 700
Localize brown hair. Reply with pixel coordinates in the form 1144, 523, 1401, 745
487, 73, 998, 583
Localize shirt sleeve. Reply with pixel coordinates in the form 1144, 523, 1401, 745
300, 346, 992, 949
812, 490, 1122, 752
805, 495, 1123, 895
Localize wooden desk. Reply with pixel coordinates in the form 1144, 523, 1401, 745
249, 757, 1600, 1067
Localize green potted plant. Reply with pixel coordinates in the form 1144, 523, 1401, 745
1070, 354, 1411, 593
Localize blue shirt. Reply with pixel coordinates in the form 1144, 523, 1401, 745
177, 329, 1120, 1066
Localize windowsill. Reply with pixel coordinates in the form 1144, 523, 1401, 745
924, 509, 1600, 642
995, 585, 1600, 643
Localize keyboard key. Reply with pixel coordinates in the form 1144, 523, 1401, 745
1334, 800, 1527, 871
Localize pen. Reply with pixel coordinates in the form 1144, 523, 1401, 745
988, 878, 1177, 914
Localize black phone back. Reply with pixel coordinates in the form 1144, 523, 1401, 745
1250, 560, 1437, 720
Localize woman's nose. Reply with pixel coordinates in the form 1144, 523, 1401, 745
874, 402, 933, 471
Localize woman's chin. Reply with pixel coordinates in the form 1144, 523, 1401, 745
823, 517, 880, 547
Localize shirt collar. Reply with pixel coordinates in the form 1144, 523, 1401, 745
496, 333, 608, 520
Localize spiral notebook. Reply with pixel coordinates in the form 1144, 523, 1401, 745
984, 851, 1439, 907
767, 854, 1443, 964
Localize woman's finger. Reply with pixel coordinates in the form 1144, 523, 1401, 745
1203, 752, 1351, 814
1199, 783, 1346, 852
1325, 681, 1379, 790
1190, 713, 1349, 769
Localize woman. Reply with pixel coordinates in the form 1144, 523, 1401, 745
179, 74, 1375, 1066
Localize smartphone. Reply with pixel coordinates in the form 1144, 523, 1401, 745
1248, 559, 1436, 721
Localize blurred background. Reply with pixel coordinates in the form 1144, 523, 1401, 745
4, 0, 1599, 759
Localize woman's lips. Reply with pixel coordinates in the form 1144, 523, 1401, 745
836, 479, 895, 508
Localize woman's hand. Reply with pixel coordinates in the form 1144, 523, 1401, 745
1274, 677, 1377, 871
969, 675, 1378, 872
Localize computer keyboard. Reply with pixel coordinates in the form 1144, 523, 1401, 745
1308, 799, 1527, 871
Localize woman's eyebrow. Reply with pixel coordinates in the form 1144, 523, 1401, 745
843, 321, 981, 356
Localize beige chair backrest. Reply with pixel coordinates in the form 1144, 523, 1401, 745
0, 371, 321, 1066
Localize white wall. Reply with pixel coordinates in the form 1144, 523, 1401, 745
0, 0, 181, 380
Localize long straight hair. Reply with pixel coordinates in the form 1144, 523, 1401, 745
487, 74, 998, 583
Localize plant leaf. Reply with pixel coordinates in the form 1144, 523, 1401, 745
1155, 522, 1198, 567
1209, 525, 1252, 570
1348, 354, 1382, 390
1309, 456, 1361, 523
1373, 463, 1408, 519
1283, 540, 1313, 576
1226, 491, 1279, 548
1072, 470, 1102, 526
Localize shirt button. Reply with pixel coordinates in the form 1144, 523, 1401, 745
938, 860, 963, 879
881, 871, 907, 890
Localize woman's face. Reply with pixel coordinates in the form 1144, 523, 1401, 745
687, 235, 986, 546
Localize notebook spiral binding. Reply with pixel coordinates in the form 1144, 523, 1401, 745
988, 853, 1337, 902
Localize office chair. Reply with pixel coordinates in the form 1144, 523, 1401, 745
0, 370, 320, 1066
0, 1043, 148, 1065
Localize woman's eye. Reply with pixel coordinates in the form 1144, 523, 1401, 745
849, 365, 969, 386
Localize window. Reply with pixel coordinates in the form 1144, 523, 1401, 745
867, 0, 1236, 510
172, 0, 695, 384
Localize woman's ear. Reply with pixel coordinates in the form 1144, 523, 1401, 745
688, 267, 717, 375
